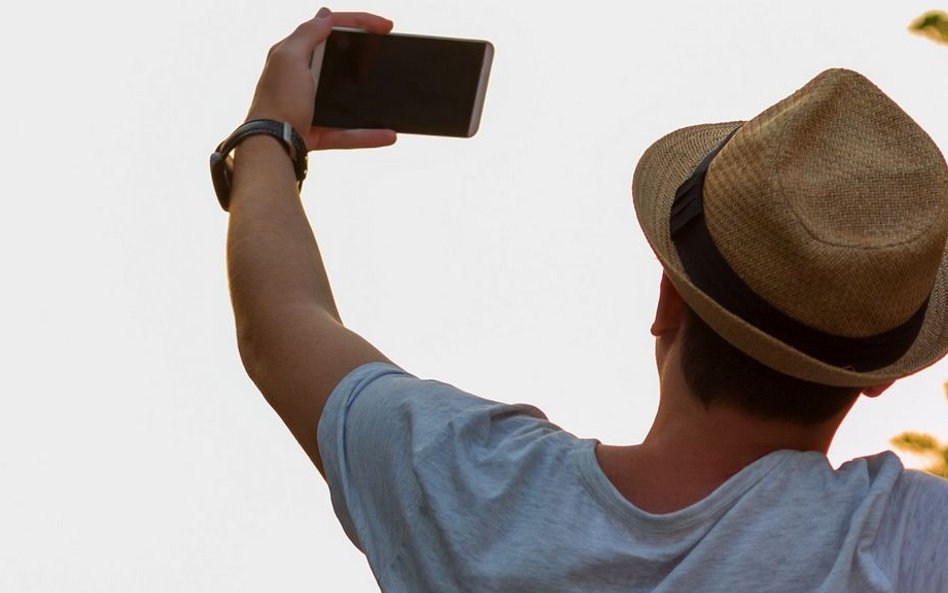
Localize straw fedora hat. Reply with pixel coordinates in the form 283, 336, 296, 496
632, 68, 948, 387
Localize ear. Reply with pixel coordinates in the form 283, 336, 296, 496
651, 272, 685, 337
861, 382, 894, 398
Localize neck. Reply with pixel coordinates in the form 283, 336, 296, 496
644, 364, 843, 468
597, 340, 849, 514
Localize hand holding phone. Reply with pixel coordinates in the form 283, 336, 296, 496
245, 9, 397, 151
312, 28, 494, 138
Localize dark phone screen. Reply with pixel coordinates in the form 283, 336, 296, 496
313, 30, 489, 137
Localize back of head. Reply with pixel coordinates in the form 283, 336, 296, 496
678, 303, 861, 425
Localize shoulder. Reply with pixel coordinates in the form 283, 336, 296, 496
318, 362, 551, 442
318, 361, 569, 470
873, 461, 948, 591
882, 461, 948, 527
315, 362, 581, 568
888, 467, 948, 526
894, 467, 948, 498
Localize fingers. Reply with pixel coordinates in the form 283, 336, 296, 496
277, 9, 394, 61
307, 128, 397, 150
260, 9, 397, 152
328, 11, 394, 34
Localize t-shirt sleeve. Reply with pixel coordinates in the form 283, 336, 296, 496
316, 362, 556, 578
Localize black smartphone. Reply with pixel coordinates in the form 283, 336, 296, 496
311, 28, 494, 138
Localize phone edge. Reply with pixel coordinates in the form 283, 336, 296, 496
467, 41, 495, 138
310, 38, 329, 128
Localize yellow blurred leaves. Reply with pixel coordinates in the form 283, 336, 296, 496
889, 382, 948, 478
910, 10, 948, 45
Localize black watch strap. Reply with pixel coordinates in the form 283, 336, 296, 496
209, 119, 308, 212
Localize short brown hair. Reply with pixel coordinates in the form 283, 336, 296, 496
678, 304, 861, 424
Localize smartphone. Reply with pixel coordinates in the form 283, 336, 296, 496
311, 28, 494, 138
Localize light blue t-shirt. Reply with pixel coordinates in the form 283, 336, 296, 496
317, 363, 948, 592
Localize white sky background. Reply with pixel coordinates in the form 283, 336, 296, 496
1, 0, 947, 590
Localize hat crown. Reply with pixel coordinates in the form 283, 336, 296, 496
704, 69, 948, 337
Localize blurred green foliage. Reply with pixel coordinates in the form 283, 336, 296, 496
888, 12, 948, 479
910, 10, 948, 45
890, 383, 948, 478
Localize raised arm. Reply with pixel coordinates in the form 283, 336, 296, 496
225, 8, 397, 475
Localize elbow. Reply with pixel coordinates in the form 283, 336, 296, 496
235, 323, 266, 383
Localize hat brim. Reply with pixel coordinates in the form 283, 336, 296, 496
632, 122, 948, 387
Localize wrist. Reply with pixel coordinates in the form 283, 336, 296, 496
232, 135, 298, 189
234, 134, 294, 166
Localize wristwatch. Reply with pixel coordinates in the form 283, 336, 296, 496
210, 119, 308, 212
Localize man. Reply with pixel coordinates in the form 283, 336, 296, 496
216, 8, 948, 592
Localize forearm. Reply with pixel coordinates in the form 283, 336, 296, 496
226, 136, 341, 357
